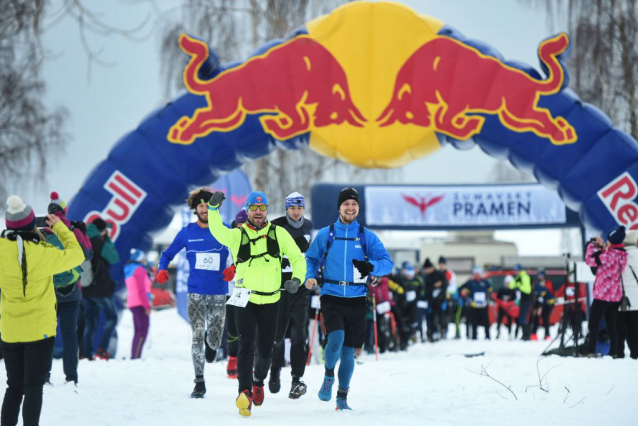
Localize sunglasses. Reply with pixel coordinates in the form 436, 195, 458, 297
248, 205, 268, 211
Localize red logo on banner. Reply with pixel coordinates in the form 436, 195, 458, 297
84, 171, 147, 241
401, 194, 445, 217
598, 172, 638, 230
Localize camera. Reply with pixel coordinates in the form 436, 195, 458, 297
35, 216, 48, 228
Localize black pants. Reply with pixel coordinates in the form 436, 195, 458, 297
469, 307, 490, 339
587, 299, 621, 356
427, 300, 446, 339
497, 307, 512, 335
225, 304, 238, 358
271, 289, 309, 379
1, 337, 55, 426
57, 300, 80, 382
235, 301, 278, 393
531, 305, 554, 338
616, 310, 638, 359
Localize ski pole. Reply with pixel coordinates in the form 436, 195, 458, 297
307, 307, 320, 366
372, 293, 379, 361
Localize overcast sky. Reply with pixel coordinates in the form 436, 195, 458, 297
24, 0, 580, 256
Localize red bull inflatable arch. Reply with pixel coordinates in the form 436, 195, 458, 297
69, 1, 638, 280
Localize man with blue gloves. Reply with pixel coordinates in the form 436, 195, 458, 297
304, 187, 393, 410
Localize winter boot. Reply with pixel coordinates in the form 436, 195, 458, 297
190, 377, 206, 398
204, 332, 216, 364
335, 387, 352, 411
318, 375, 335, 401
530, 333, 538, 341
252, 380, 265, 406
236, 389, 252, 417
268, 367, 281, 393
289, 377, 307, 399
226, 356, 238, 379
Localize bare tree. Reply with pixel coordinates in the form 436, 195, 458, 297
158, 0, 398, 209
526, 0, 638, 140
0, 0, 67, 202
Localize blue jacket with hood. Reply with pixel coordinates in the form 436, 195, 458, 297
305, 218, 393, 298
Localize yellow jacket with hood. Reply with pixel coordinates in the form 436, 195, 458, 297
0, 222, 85, 343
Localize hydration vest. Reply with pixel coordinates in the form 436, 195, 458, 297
236, 223, 280, 266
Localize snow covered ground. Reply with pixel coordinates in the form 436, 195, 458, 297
23, 309, 638, 425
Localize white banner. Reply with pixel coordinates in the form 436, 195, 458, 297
365, 185, 566, 227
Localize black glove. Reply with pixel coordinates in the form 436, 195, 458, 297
71, 221, 87, 233
284, 278, 301, 294
209, 191, 225, 207
352, 259, 373, 278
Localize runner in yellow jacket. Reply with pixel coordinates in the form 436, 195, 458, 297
207, 190, 305, 417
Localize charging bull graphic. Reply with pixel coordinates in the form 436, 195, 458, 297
377, 33, 576, 145
169, 34, 366, 144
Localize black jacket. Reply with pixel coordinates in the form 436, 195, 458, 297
271, 215, 314, 286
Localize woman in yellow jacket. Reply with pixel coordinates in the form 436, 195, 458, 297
0, 196, 84, 426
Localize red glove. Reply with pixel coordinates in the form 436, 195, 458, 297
222, 265, 236, 282
157, 269, 170, 284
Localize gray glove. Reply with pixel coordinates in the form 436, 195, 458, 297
284, 278, 301, 294
209, 191, 226, 207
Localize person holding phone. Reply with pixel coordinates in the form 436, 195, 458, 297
81, 217, 120, 360
0, 195, 84, 426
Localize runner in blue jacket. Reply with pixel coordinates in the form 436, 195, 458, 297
157, 188, 235, 398
305, 187, 393, 410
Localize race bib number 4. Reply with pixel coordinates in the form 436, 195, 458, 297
226, 287, 251, 308
195, 252, 220, 271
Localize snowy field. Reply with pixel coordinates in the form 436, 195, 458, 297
22, 309, 638, 426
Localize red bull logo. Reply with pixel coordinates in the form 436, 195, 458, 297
84, 171, 147, 241
598, 172, 638, 230
168, 2, 578, 167
377, 34, 576, 145
168, 34, 365, 144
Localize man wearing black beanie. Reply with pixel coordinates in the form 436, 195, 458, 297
304, 187, 393, 411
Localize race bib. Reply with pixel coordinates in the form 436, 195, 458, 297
473, 292, 487, 307
226, 287, 251, 308
195, 252, 220, 271
376, 301, 391, 314
353, 266, 367, 284
406, 290, 417, 302
537, 296, 545, 303
417, 300, 428, 309
310, 295, 321, 309
566, 287, 575, 297
432, 289, 442, 298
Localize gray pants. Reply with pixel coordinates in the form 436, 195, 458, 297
187, 293, 226, 377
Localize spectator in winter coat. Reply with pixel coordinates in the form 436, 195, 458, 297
42, 191, 93, 386
495, 275, 517, 339
125, 249, 152, 359
81, 217, 120, 360
618, 231, 638, 359
0, 196, 84, 426
584, 226, 628, 357
530, 277, 556, 341
459, 267, 492, 340
509, 264, 533, 340
398, 265, 424, 347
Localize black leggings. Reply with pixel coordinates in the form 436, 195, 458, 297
497, 307, 513, 334
2, 337, 55, 426
469, 307, 490, 339
587, 299, 621, 356
226, 304, 238, 358
532, 305, 554, 338
616, 310, 638, 359
234, 301, 278, 393
271, 289, 309, 379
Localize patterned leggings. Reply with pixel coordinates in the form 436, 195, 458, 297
187, 293, 226, 376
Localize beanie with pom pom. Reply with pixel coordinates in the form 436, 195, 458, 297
48, 191, 67, 215
5, 196, 36, 231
